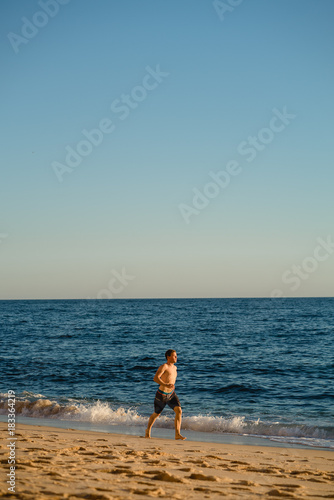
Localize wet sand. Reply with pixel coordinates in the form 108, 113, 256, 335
1, 422, 333, 499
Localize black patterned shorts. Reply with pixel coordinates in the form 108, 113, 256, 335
154, 389, 181, 414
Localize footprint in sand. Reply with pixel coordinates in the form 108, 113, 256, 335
307, 478, 328, 483
96, 454, 118, 460
77, 493, 111, 500
266, 488, 299, 497
236, 480, 258, 486
147, 451, 169, 457
151, 471, 185, 483
35, 458, 53, 464
98, 468, 116, 473
193, 487, 222, 494
187, 459, 210, 467
289, 469, 315, 476
231, 486, 252, 491
187, 472, 220, 482
109, 468, 130, 475
246, 466, 280, 474
47, 471, 63, 477
16, 460, 37, 468
273, 483, 302, 489
132, 487, 166, 497
205, 455, 225, 460
125, 450, 145, 456
144, 460, 166, 466
79, 451, 101, 456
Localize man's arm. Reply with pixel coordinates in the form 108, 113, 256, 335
153, 364, 174, 388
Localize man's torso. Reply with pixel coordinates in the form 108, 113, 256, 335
159, 363, 177, 392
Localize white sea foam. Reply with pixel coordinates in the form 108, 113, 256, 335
73, 401, 147, 425
0, 397, 333, 448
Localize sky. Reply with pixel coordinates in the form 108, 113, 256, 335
1, 0, 334, 299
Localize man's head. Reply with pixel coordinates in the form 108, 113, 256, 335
165, 349, 177, 363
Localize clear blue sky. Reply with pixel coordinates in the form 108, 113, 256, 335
1, 0, 333, 299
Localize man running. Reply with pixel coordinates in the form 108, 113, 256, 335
145, 349, 186, 440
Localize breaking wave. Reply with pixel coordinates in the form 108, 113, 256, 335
0, 393, 333, 448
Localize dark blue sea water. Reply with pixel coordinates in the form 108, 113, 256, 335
1, 298, 333, 449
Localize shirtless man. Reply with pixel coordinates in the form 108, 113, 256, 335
145, 349, 186, 440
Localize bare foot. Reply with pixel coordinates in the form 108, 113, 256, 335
175, 434, 186, 440
145, 430, 151, 438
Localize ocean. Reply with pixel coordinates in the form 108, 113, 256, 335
1, 298, 333, 450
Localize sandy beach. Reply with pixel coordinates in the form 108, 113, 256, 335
1, 423, 333, 499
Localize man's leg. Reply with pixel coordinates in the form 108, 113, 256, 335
145, 412, 160, 438
173, 407, 186, 440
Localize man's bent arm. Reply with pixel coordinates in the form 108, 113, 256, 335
153, 365, 174, 388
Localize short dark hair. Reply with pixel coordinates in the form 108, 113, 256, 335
165, 349, 176, 360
